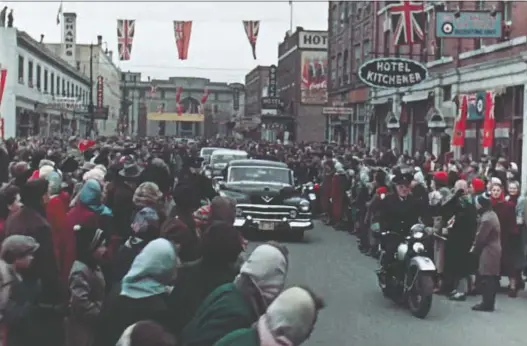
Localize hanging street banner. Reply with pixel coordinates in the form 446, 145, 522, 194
117, 19, 135, 61
436, 11, 502, 38
174, 21, 192, 60
243, 20, 260, 59
358, 57, 428, 89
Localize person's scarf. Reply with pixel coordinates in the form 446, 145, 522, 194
491, 193, 504, 206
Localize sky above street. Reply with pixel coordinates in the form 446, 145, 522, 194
7, 1, 328, 83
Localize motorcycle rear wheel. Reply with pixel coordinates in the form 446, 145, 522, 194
407, 273, 434, 319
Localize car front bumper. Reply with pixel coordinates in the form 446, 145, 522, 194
233, 218, 314, 232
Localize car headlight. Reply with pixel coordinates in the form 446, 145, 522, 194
299, 200, 310, 212
289, 210, 298, 218
412, 242, 425, 253
236, 207, 243, 217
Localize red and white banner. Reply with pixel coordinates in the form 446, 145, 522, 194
174, 21, 192, 60
243, 20, 259, 59
386, 1, 425, 45
482, 91, 495, 148
117, 19, 135, 61
96, 76, 104, 109
149, 84, 157, 98
451, 94, 468, 147
176, 87, 183, 115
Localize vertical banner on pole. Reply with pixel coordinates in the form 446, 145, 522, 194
117, 19, 136, 61
243, 20, 260, 59
174, 21, 192, 60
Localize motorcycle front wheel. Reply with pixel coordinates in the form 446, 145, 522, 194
407, 272, 434, 319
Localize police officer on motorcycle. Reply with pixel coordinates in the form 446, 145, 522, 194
176, 156, 218, 209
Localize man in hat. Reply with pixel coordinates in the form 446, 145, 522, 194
379, 165, 430, 267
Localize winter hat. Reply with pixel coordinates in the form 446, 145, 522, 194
39, 159, 55, 169
0, 235, 40, 264
490, 177, 502, 186
433, 171, 448, 186
83, 167, 105, 183
47, 171, 63, 196
133, 182, 163, 208
471, 178, 486, 194
116, 321, 176, 346
475, 192, 492, 210
38, 164, 55, 180
376, 186, 388, 196
131, 207, 160, 236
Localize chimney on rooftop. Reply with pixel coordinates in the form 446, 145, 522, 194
97, 35, 102, 46
40, 34, 44, 43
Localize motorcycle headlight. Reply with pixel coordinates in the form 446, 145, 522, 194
205, 170, 212, 178
413, 231, 424, 239
289, 210, 298, 218
236, 207, 243, 217
412, 242, 425, 253
299, 200, 310, 212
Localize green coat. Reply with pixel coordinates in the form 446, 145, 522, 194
182, 283, 258, 346
213, 328, 259, 346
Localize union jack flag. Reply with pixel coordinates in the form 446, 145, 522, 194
243, 20, 260, 59
117, 19, 135, 61
386, 1, 425, 45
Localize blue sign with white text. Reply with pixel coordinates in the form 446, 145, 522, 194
436, 11, 502, 38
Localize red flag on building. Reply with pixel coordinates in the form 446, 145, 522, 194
201, 88, 210, 104
243, 20, 260, 59
175, 87, 183, 103
174, 21, 192, 60
451, 94, 468, 147
482, 91, 496, 148
386, 1, 425, 45
0, 69, 7, 107
117, 19, 136, 61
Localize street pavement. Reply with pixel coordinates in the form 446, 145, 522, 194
248, 221, 527, 346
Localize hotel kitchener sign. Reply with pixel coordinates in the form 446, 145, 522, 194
358, 58, 428, 89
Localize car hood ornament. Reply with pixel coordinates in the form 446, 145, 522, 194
261, 196, 273, 203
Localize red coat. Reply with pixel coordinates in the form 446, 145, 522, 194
46, 192, 70, 293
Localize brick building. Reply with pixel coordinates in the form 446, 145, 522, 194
369, 0, 526, 174
242, 65, 269, 138
327, 1, 376, 144
277, 27, 328, 142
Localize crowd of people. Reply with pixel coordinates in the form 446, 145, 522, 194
0, 136, 327, 346
322, 150, 524, 313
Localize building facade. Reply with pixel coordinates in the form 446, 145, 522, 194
243, 65, 269, 138
369, 0, 525, 168
277, 27, 328, 142
46, 13, 122, 136
327, 1, 376, 144
121, 73, 244, 138
0, 27, 90, 138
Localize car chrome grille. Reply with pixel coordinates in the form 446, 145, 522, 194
237, 204, 296, 220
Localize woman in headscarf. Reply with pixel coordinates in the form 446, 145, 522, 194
442, 180, 478, 301
0, 185, 22, 239
168, 221, 243, 338
182, 242, 289, 346
132, 182, 165, 225
214, 286, 325, 346
46, 171, 71, 294
96, 238, 179, 346
66, 179, 113, 279
489, 181, 517, 296
111, 207, 160, 284
504, 180, 525, 295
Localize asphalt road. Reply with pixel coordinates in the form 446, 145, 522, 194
248, 221, 527, 346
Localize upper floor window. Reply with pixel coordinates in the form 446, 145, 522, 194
50, 73, 55, 94
62, 79, 66, 96
36, 64, 42, 90
339, 2, 346, 28
354, 44, 361, 71
27, 60, 34, 87
342, 49, 349, 79
160, 90, 165, 99
43, 70, 48, 93
331, 4, 339, 34
330, 55, 337, 85
503, 1, 512, 21
363, 39, 371, 59
17, 56, 24, 84
56, 76, 60, 95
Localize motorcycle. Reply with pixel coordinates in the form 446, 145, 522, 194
376, 224, 436, 319
300, 180, 320, 214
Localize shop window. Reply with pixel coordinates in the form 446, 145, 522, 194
18, 55, 24, 84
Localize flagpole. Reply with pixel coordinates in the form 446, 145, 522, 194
289, 1, 293, 32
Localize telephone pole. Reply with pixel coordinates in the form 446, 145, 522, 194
86, 43, 94, 137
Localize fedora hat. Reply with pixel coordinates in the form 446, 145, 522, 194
119, 162, 143, 179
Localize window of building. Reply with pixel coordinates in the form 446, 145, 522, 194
214, 92, 219, 101
66, 81, 70, 97
343, 1, 349, 20
330, 55, 337, 86
36, 64, 42, 90
76, 61, 81, 71
160, 90, 165, 99
435, 38, 444, 60
27, 60, 33, 87
354, 44, 361, 71
383, 31, 390, 56
213, 104, 219, 113
17, 55, 24, 84
336, 53, 342, 85
363, 39, 371, 59
503, 1, 512, 21
56, 76, 60, 95
62, 79, 65, 96
50, 73, 54, 94
43, 70, 48, 93
339, 2, 346, 29
342, 49, 349, 82
331, 4, 339, 34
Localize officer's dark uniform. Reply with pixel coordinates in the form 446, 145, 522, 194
177, 156, 217, 209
